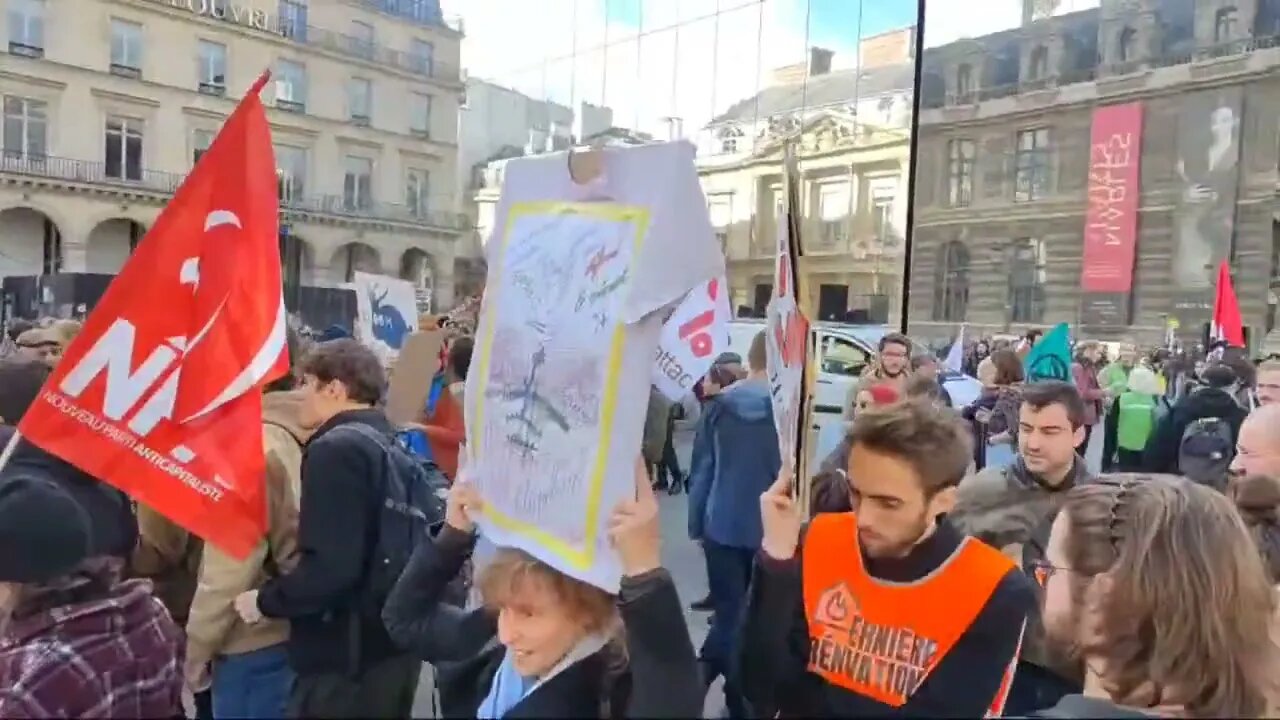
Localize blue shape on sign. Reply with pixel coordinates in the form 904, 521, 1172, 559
369, 286, 410, 349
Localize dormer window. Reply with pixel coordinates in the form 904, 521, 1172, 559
956, 63, 973, 97
717, 126, 744, 154
1117, 26, 1137, 62
1028, 45, 1049, 80
1215, 7, 1238, 43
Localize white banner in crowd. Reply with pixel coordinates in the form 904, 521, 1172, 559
465, 141, 724, 592
651, 276, 731, 401
350, 272, 420, 364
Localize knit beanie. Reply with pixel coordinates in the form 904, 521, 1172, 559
0, 474, 92, 583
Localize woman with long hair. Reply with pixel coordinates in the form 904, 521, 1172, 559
1031, 474, 1279, 717
973, 349, 1025, 471
382, 461, 702, 718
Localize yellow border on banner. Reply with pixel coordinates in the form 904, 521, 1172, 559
470, 200, 650, 570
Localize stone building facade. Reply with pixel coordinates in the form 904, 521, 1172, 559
0, 0, 476, 311
909, 0, 1280, 349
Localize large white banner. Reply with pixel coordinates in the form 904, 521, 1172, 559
651, 276, 731, 401
464, 142, 724, 593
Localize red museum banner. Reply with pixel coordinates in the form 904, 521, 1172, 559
1080, 102, 1143, 326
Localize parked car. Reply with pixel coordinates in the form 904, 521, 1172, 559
725, 319, 982, 425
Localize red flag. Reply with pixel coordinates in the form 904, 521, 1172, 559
1211, 261, 1245, 348
18, 72, 287, 559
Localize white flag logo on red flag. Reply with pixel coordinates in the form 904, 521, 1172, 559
17, 72, 288, 559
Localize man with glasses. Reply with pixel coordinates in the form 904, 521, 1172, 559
846, 334, 912, 412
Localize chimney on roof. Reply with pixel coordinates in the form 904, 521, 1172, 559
859, 27, 915, 68
769, 48, 834, 87
809, 47, 834, 77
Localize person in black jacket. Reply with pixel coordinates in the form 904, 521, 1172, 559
233, 339, 419, 719
0, 357, 137, 564
382, 461, 703, 719
1142, 363, 1247, 476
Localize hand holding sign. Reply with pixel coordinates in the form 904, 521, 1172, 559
445, 476, 484, 535
608, 458, 662, 577
760, 464, 802, 561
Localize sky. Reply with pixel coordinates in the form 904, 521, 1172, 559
443, 0, 1102, 135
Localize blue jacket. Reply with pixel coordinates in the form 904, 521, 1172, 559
687, 379, 781, 549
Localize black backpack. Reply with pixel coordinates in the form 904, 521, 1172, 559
330, 423, 449, 600
1177, 416, 1234, 491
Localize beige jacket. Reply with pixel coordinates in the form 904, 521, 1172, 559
184, 391, 312, 684
130, 504, 203, 625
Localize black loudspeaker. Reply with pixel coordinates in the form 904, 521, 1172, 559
290, 286, 358, 334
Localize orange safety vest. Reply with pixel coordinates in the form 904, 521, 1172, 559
802, 512, 1022, 715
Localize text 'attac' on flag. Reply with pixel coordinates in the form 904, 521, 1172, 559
17, 71, 289, 560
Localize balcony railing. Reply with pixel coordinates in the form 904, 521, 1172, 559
354, 0, 464, 34
296, 24, 461, 83
925, 33, 1280, 110
0, 154, 471, 231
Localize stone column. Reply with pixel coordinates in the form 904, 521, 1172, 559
57, 214, 91, 273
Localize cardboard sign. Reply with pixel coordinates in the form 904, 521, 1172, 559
385, 330, 446, 426
765, 144, 809, 471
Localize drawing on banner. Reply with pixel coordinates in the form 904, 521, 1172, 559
351, 272, 419, 363
370, 286, 411, 346
470, 202, 645, 567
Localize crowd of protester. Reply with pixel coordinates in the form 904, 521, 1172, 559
4, 309, 1280, 719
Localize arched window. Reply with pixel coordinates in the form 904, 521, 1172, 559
1028, 45, 1050, 81
932, 240, 970, 322
1008, 238, 1047, 323
1216, 7, 1238, 42
1117, 27, 1137, 62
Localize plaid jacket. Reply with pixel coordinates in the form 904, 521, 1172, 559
0, 579, 184, 718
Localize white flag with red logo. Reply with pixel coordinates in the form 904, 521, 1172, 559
18, 72, 288, 559
651, 276, 731, 400
766, 178, 809, 467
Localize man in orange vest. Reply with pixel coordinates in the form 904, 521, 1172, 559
737, 400, 1036, 717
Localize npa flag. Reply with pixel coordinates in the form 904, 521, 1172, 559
17, 72, 288, 559
1211, 261, 1245, 348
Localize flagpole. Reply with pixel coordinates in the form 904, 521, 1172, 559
0, 428, 20, 474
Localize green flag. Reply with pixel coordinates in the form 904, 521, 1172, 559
1024, 323, 1072, 383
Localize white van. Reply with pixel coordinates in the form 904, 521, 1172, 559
725, 320, 981, 434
